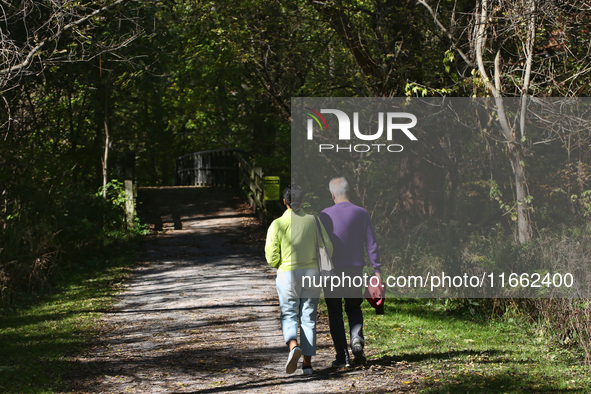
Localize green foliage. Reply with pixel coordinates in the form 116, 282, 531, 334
352, 298, 591, 392
376, 221, 591, 363
0, 245, 138, 392
443, 49, 455, 74
489, 180, 517, 221
2, 0, 591, 376
0, 184, 136, 307
571, 190, 591, 219
97, 180, 127, 209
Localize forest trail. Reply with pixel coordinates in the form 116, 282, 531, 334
74, 187, 410, 393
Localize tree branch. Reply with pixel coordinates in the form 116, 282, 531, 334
0, 0, 132, 77
416, 0, 474, 68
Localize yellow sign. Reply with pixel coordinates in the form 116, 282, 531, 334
264, 176, 280, 200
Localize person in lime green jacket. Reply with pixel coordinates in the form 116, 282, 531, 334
265, 185, 333, 375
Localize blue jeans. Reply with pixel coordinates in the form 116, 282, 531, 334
276, 268, 321, 356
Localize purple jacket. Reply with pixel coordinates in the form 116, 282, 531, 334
319, 202, 381, 273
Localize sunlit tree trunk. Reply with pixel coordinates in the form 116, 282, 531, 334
102, 78, 110, 198
420, 0, 537, 243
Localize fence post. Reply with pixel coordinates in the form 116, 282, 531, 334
125, 179, 136, 229
198, 154, 202, 186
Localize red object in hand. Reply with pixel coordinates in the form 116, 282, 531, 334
364, 274, 385, 309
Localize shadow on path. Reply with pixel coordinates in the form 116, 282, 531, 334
68, 187, 417, 393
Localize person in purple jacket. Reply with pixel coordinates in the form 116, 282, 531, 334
319, 176, 381, 367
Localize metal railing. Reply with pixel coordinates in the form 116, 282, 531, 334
175, 149, 242, 188
175, 149, 272, 223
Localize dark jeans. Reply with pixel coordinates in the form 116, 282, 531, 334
325, 266, 365, 362
325, 297, 364, 362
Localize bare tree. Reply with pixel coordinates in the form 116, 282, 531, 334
0, 0, 144, 195
0, 0, 142, 92
418, 0, 591, 243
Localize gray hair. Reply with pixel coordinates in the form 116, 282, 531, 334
329, 177, 350, 197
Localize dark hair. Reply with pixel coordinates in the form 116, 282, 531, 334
283, 185, 304, 212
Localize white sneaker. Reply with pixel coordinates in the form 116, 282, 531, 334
285, 346, 302, 374
302, 365, 314, 375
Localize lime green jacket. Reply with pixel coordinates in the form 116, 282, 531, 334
265, 208, 333, 273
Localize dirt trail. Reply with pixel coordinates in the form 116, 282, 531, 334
73, 187, 409, 393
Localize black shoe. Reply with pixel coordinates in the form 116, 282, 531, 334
331, 359, 351, 368
351, 338, 366, 365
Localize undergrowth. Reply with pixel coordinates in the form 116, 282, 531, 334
380, 222, 591, 365
358, 298, 591, 393
0, 180, 147, 307
0, 240, 140, 393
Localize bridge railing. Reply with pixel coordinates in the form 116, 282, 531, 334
175, 149, 272, 223
234, 152, 265, 215
175, 149, 241, 188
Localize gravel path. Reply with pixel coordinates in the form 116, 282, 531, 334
74, 187, 411, 393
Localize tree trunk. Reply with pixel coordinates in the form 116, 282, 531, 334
102, 80, 110, 198
473, 0, 533, 244
510, 145, 530, 243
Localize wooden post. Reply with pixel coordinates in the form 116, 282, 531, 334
125, 180, 136, 229
253, 167, 266, 224
195, 153, 201, 186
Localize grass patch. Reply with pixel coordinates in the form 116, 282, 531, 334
358, 298, 591, 393
0, 244, 140, 393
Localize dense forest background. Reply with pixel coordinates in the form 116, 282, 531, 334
2, 0, 591, 360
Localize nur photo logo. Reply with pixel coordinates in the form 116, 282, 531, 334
304, 108, 418, 153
